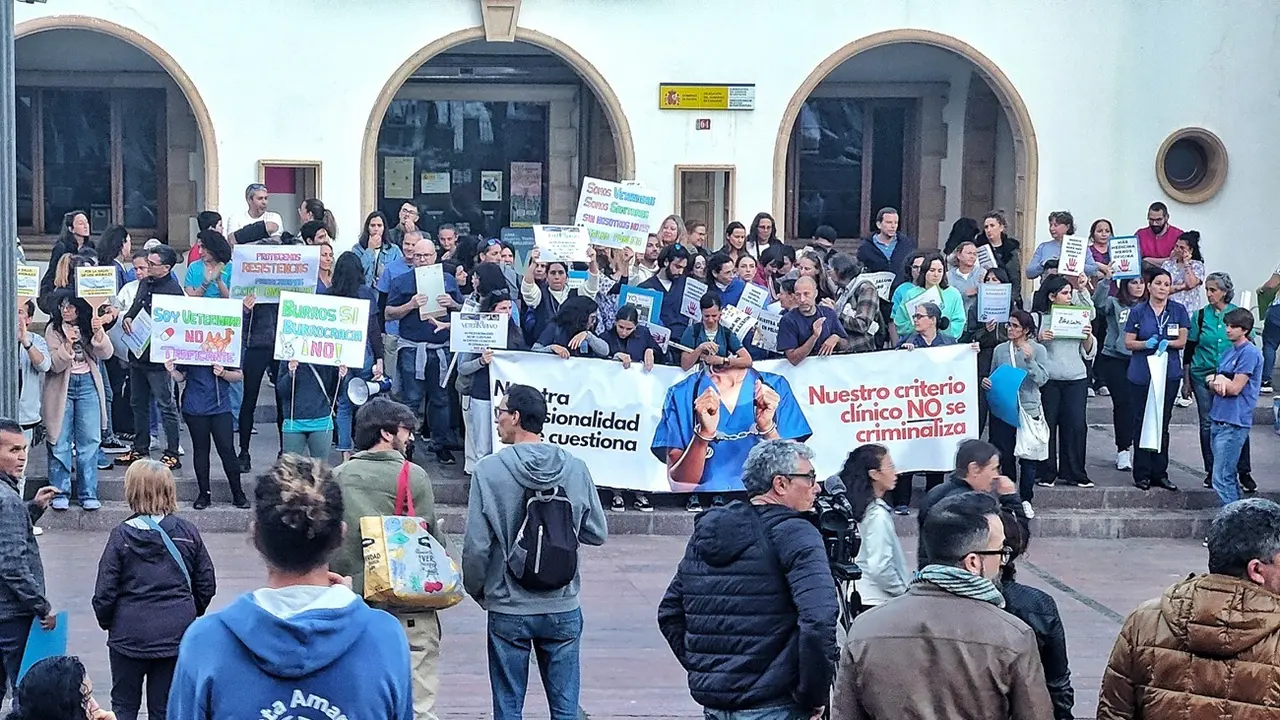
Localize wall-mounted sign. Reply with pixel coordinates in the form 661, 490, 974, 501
696, 118, 712, 130
659, 83, 756, 111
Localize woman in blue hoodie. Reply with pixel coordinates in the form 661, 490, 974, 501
168, 455, 412, 720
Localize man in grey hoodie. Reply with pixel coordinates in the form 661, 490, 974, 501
463, 383, 607, 720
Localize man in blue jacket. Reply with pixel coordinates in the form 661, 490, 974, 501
658, 439, 838, 719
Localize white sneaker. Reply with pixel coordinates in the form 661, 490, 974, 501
32, 526, 43, 537
1175, 396, 1193, 408
1117, 449, 1132, 471
1096, 386, 1110, 396
1021, 501, 1035, 519
1087, 387, 1097, 398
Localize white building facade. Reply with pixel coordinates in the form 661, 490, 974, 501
12, 0, 1278, 288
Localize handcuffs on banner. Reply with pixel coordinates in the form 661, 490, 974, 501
668, 355, 777, 465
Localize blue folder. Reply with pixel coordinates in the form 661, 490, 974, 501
18, 611, 67, 682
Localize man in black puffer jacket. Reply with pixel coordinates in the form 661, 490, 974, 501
658, 439, 838, 719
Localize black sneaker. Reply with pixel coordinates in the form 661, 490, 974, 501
1263, 382, 1274, 395
1241, 473, 1258, 494
232, 493, 251, 509
1035, 478, 1056, 488
238, 451, 251, 474
435, 449, 456, 466
634, 493, 654, 513
686, 496, 703, 513
610, 494, 625, 513
193, 493, 211, 510
711, 495, 726, 507
1068, 479, 1096, 489
1203, 474, 1213, 489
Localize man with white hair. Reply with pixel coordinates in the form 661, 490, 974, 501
658, 439, 838, 719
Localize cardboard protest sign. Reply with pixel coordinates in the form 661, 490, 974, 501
680, 279, 708, 321
619, 285, 663, 325
76, 267, 117, 302
738, 282, 769, 310
752, 309, 783, 352
150, 296, 243, 367
904, 286, 944, 318
16, 266, 38, 298
415, 264, 446, 319
644, 323, 671, 352
720, 303, 758, 342
977, 283, 1013, 323
533, 225, 591, 263
449, 312, 510, 354
229, 245, 320, 302
567, 270, 589, 293
1059, 236, 1088, 277
853, 271, 896, 302
122, 309, 152, 356
274, 291, 370, 368
1048, 305, 1091, 339
1109, 235, 1142, 279
573, 177, 656, 252
976, 245, 998, 271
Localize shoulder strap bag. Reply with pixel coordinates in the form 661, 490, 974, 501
139, 516, 192, 590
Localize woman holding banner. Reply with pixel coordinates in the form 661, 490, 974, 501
327, 252, 384, 460
43, 290, 113, 510
458, 291, 525, 464
1123, 267, 1189, 491
679, 294, 752, 373
533, 295, 609, 359
604, 304, 659, 371
1031, 275, 1096, 489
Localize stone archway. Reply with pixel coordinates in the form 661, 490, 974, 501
360, 26, 636, 214
773, 29, 1038, 248
15, 14, 220, 209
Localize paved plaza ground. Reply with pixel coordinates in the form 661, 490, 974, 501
42, 530, 1205, 720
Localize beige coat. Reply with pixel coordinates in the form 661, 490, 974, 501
41, 325, 112, 445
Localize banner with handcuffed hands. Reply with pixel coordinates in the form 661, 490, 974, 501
149, 296, 243, 367
490, 345, 978, 492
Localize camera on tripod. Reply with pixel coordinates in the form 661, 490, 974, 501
814, 489, 861, 583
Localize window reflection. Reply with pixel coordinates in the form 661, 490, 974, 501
42, 89, 111, 234
15, 93, 33, 230
120, 89, 161, 230
796, 99, 864, 239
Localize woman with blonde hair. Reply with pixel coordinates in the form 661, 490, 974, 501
92, 459, 216, 720
655, 213, 687, 248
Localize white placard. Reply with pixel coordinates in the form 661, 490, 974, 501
228, 245, 321, 302
752, 309, 782, 352
853, 271, 896, 302
480, 170, 503, 202
1059, 236, 1089, 277
976, 244, 998, 271
738, 282, 770, 310
449, 312, 509, 354
720, 304, 758, 342
76, 266, 117, 300
533, 224, 591, 263
643, 322, 671, 352
903, 286, 944, 318
977, 283, 1012, 323
573, 177, 656, 252
122, 309, 152, 356
415, 264, 446, 318
1048, 305, 1091, 339
150, 295, 243, 367
273, 291, 371, 368
1109, 235, 1142, 280
16, 266, 38, 297
681, 279, 708, 321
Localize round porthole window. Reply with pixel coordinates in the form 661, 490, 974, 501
1156, 128, 1227, 204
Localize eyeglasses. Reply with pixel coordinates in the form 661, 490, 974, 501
912, 314, 928, 320
782, 471, 817, 487
494, 406, 516, 421
971, 547, 1013, 564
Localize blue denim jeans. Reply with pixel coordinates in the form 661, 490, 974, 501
398, 346, 451, 445
703, 705, 810, 720
487, 609, 583, 720
1210, 421, 1250, 507
48, 373, 102, 501
1191, 375, 1251, 474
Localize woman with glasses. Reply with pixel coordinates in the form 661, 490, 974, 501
891, 302, 959, 509
1185, 272, 1254, 492
984, 309, 1048, 517
999, 513, 1075, 720
840, 444, 909, 612
1030, 274, 1096, 489
521, 247, 600, 346
892, 252, 966, 341
9, 655, 115, 720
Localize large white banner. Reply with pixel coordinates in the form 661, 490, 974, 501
490, 345, 978, 492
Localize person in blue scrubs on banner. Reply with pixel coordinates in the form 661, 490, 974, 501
652, 365, 812, 492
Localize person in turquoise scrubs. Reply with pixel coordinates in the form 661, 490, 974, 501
652, 366, 811, 492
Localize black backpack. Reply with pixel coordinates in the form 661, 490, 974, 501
506, 486, 580, 591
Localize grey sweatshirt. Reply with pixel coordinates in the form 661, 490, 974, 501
990, 340, 1050, 414
1032, 294, 1096, 380
462, 442, 608, 615
1093, 281, 1135, 358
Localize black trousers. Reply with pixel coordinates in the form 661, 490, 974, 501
1132, 381, 1179, 485
1039, 378, 1090, 484
105, 356, 132, 435
887, 472, 943, 508
130, 367, 180, 455
0, 616, 30, 707
239, 347, 283, 453
1096, 354, 1136, 451
108, 650, 176, 720
184, 412, 243, 498
987, 415, 1039, 502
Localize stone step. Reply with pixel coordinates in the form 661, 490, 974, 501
35, 501, 1214, 540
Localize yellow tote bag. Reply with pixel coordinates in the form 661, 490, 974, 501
360, 462, 463, 611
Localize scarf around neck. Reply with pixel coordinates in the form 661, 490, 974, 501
914, 564, 1005, 608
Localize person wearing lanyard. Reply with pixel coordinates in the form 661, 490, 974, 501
1123, 267, 1190, 491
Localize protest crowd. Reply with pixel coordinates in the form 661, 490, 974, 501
1, 185, 1279, 720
